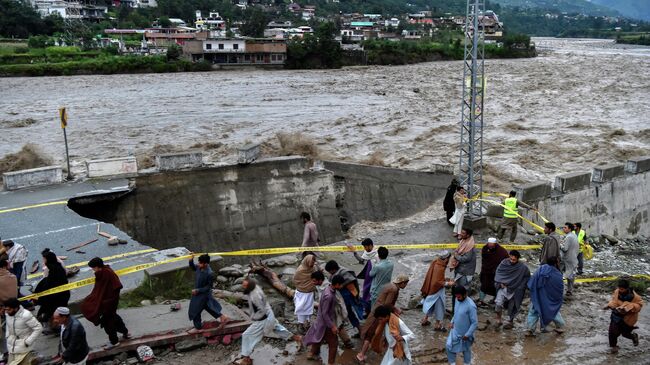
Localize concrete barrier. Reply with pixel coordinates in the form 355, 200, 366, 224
555, 171, 592, 193
592, 164, 625, 183
237, 143, 260, 164
156, 152, 203, 171
625, 156, 650, 174
86, 157, 138, 178
2, 166, 62, 190
514, 181, 552, 203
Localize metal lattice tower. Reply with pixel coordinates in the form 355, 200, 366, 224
458, 0, 485, 217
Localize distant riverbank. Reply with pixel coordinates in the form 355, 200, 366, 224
0, 38, 536, 77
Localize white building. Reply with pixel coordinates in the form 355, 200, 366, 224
203, 39, 245, 53
137, 0, 157, 7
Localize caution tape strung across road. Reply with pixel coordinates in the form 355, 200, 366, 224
27, 248, 159, 280
19, 242, 540, 301
23, 242, 650, 301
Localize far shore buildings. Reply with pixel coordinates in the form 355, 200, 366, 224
183, 34, 287, 66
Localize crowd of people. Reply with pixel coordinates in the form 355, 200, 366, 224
0, 194, 645, 365
0, 236, 129, 365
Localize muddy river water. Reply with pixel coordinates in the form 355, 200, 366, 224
2, 38, 649, 189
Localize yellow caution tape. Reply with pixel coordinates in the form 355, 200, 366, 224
20, 242, 542, 300
575, 274, 650, 284
27, 248, 159, 280
0, 200, 68, 214
21, 253, 191, 301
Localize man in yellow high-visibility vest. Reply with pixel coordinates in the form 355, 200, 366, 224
498, 191, 533, 243
574, 223, 588, 275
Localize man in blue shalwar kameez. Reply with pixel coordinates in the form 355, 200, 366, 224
446, 285, 478, 365
188, 254, 229, 333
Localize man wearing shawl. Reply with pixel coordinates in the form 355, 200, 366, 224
303, 275, 344, 365
356, 274, 410, 363
446, 286, 477, 365
293, 254, 319, 329
324, 260, 363, 335
420, 252, 450, 330
450, 187, 467, 237
188, 254, 229, 334
493, 250, 530, 329
604, 279, 643, 354
526, 256, 565, 336
449, 229, 476, 314
478, 238, 509, 307
349, 239, 379, 315
372, 305, 416, 365
237, 278, 301, 365
80, 257, 130, 350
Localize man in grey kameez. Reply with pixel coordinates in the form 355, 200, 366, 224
560, 222, 579, 297
237, 278, 301, 365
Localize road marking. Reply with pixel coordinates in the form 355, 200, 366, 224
6, 223, 98, 241
0, 200, 68, 214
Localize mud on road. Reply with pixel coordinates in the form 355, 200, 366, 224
155, 218, 650, 365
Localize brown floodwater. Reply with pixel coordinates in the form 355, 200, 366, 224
2, 38, 649, 189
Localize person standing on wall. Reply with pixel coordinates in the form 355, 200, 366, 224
449, 187, 467, 238
497, 191, 534, 243
443, 179, 460, 226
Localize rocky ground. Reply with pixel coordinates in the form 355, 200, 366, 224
145, 216, 650, 365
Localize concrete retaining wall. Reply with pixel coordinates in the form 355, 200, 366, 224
515, 157, 650, 237
72, 157, 343, 252
86, 157, 138, 178
156, 152, 203, 171
323, 161, 455, 229
2, 166, 62, 190
70, 157, 456, 252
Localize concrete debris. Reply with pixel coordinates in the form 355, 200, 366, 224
261, 256, 298, 267
175, 338, 207, 353
280, 267, 296, 276
218, 266, 244, 277
216, 275, 228, 283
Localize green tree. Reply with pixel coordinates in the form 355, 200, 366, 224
0, 0, 46, 38
158, 16, 172, 28
167, 44, 182, 60
240, 8, 268, 37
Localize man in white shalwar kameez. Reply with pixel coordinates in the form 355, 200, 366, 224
236, 278, 302, 365
373, 305, 416, 365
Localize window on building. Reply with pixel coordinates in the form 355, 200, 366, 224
256, 54, 263, 62
277, 54, 284, 61
206, 43, 212, 50
271, 55, 276, 61
244, 55, 251, 61
219, 44, 224, 50
233, 43, 239, 50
